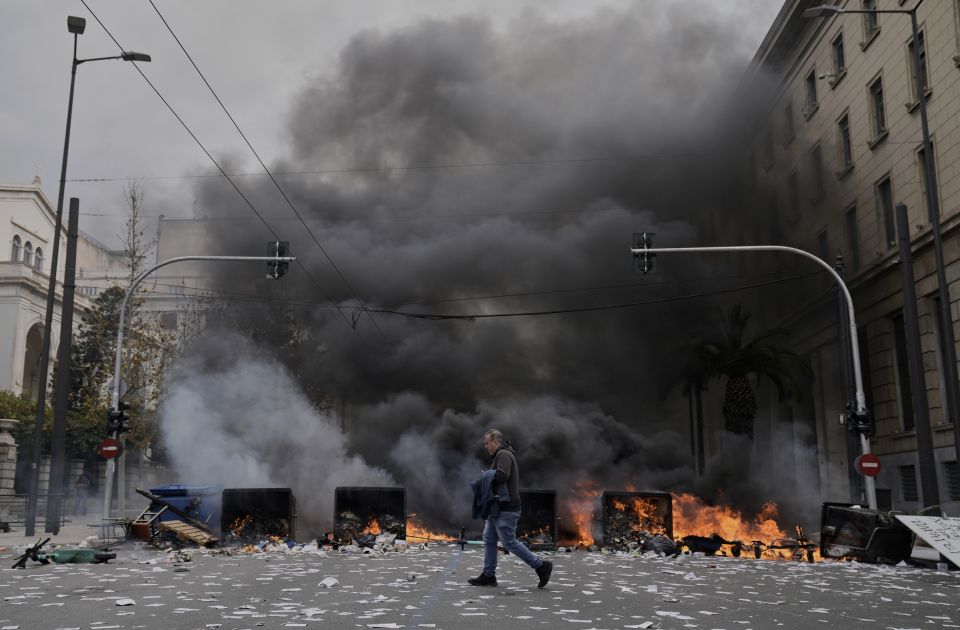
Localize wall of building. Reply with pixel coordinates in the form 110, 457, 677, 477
744, 0, 960, 511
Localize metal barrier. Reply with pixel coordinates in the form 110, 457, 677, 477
0, 494, 67, 532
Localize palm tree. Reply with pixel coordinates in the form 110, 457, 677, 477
696, 304, 812, 440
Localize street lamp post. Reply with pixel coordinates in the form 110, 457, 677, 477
102, 252, 295, 521
631, 241, 878, 510
804, 0, 960, 488
24, 15, 150, 536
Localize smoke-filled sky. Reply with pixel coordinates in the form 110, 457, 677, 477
1, 1, 780, 244
3, 2, 825, 532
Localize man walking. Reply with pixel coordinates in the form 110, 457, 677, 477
469, 428, 553, 588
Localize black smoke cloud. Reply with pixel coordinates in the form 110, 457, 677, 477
159, 3, 812, 534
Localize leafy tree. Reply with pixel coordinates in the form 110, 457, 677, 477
0, 390, 99, 459
695, 304, 812, 439
66, 182, 176, 455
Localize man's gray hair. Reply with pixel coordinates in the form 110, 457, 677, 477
484, 428, 504, 443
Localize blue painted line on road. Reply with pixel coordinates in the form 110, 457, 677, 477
406, 547, 464, 629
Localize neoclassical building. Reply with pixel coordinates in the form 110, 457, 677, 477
1, 178, 200, 400
740, 0, 960, 512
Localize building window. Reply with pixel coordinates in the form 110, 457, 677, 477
868, 76, 887, 141
161, 312, 179, 331
832, 32, 846, 79
863, 0, 880, 41
945, 461, 960, 501
817, 228, 830, 261
760, 127, 774, 170
810, 142, 825, 202
11, 235, 21, 261
907, 29, 929, 101
804, 69, 819, 117
34, 247, 43, 271
876, 176, 896, 249
892, 312, 916, 431
917, 140, 939, 215
783, 101, 795, 145
899, 464, 919, 502
787, 171, 800, 223
837, 113, 853, 172
23, 242, 33, 267
845, 206, 861, 272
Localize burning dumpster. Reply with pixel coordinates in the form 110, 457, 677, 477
819, 502, 914, 564
334, 486, 406, 542
221, 488, 297, 542
518, 489, 558, 550
602, 491, 673, 547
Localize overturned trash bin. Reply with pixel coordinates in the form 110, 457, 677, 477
221, 488, 297, 542
147, 484, 221, 525
820, 502, 914, 564
131, 484, 221, 543
334, 487, 406, 542
518, 489, 558, 550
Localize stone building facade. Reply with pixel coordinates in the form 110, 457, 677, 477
743, 0, 960, 512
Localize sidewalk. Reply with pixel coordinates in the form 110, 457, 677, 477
0, 517, 110, 549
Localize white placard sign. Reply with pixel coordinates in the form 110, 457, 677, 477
894, 515, 960, 566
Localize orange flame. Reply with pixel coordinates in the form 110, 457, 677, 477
673, 493, 785, 542
567, 480, 601, 546
361, 517, 382, 535
406, 514, 456, 542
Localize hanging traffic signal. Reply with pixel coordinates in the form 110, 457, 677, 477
267, 241, 290, 279
845, 402, 874, 437
106, 409, 122, 435
106, 401, 131, 436
632, 232, 656, 274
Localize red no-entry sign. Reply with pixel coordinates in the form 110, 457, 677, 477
855, 453, 881, 477
98, 437, 121, 460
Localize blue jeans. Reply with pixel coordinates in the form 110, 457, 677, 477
482, 510, 542, 576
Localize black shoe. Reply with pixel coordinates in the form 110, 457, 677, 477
535, 560, 553, 588
468, 573, 497, 587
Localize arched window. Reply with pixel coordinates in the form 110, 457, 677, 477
11, 235, 21, 261
23, 242, 33, 267
34, 247, 43, 271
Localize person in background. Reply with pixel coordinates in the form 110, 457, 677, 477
74, 472, 90, 516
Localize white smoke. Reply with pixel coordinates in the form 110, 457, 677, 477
159, 331, 395, 533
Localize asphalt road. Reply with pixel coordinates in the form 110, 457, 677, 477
1, 542, 959, 629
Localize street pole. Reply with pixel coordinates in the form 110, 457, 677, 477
102, 253, 295, 521
630, 242, 877, 509
25, 29, 81, 537
44, 199, 80, 533
896, 203, 941, 507
835, 255, 865, 503
24, 16, 151, 536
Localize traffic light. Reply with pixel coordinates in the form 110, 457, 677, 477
267, 240, 290, 279
845, 403, 874, 437
106, 401, 131, 436
632, 232, 656, 274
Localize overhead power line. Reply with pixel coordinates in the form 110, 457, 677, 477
79, 1, 365, 339
366, 270, 824, 320
66, 151, 717, 183
131, 269, 824, 320
79, 206, 637, 222
145, 0, 384, 338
